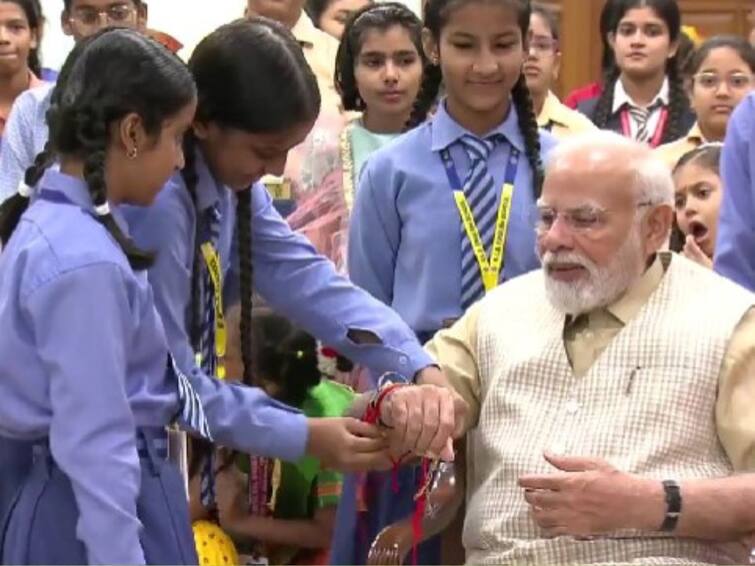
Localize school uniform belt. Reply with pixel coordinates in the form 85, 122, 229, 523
31, 427, 169, 462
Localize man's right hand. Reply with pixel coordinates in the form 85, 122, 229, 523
306, 417, 391, 472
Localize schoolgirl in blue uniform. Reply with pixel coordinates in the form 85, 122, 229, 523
336, 0, 558, 562
122, 17, 453, 522
0, 28, 391, 565
127, 18, 437, 400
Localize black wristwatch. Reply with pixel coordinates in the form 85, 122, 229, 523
660, 479, 682, 532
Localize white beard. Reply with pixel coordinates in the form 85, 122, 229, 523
540, 231, 645, 315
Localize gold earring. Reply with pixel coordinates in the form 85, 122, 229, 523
128, 147, 138, 160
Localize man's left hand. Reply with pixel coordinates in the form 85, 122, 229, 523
518, 452, 664, 537
379, 367, 467, 461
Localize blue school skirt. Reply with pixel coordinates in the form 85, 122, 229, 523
0, 437, 32, 533
1, 428, 198, 565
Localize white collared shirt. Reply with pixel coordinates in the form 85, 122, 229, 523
612, 77, 669, 142
291, 13, 341, 114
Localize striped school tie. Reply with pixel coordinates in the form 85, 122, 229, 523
627, 101, 662, 144
459, 134, 504, 310
171, 355, 214, 506
198, 205, 221, 510
171, 356, 213, 441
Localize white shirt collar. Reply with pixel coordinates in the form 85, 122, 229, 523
612, 77, 669, 114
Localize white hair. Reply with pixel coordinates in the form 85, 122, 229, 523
544, 131, 674, 207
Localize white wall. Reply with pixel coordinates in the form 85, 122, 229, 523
39, 0, 247, 70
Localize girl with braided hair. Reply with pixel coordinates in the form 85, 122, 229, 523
287, 1, 427, 270
336, 0, 557, 562
576, 0, 695, 147
656, 35, 755, 167
124, 16, 462, 534
0, 27, 198, 564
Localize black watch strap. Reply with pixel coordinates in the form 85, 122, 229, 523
660, 479, 682, 532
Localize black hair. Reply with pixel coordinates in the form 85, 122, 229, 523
63, 0, 142, 9
0, 27, 195, 269
335, 2, 428, 129
687, 35, 755, 79
531, 3, 558, 42
591, 0, 687, 144
672, 143, 722, 177
248, 307, 321, 407
676, 28, 695, 80
669, 142, 722, 252
304, 0, 332, 28
599, 0, 620, 74
423, 0, 543, 195
1, 0, 43, 76
183, 17, 320, 387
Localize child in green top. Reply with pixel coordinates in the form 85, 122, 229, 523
218, 305, 355, 565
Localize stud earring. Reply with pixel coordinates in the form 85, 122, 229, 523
127, 147, 138, 160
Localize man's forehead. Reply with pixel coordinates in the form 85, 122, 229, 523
70, 0, 136, 9
543, 155, 636, 206
550, 146, 639, 173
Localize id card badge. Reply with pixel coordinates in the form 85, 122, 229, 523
262, 175, 292, 200
262, 175, 296, 217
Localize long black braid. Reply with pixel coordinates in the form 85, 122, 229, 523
79, 112, 155, 269
405, 62, 442, 130
659, 56, 687, 144
511, 74, 544, 197
181, 132, 204, 355
590, 66, 621, 130
236, 189, 254, 384
0, 140, 51, 243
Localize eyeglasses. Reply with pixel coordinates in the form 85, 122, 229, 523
533, 201, 653, 235
69, 4, 136, 28
693, 72, 753, 91
528, 36, 558, 54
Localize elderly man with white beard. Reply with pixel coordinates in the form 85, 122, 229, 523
424, 131, 755, 565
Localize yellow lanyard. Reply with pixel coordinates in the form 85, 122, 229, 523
441, 146, 520, 292
453, 183, 514, 291
199, 242, 227, 379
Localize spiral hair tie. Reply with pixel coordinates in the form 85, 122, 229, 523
17, 182, 32, 198
94, 202, 111, 217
